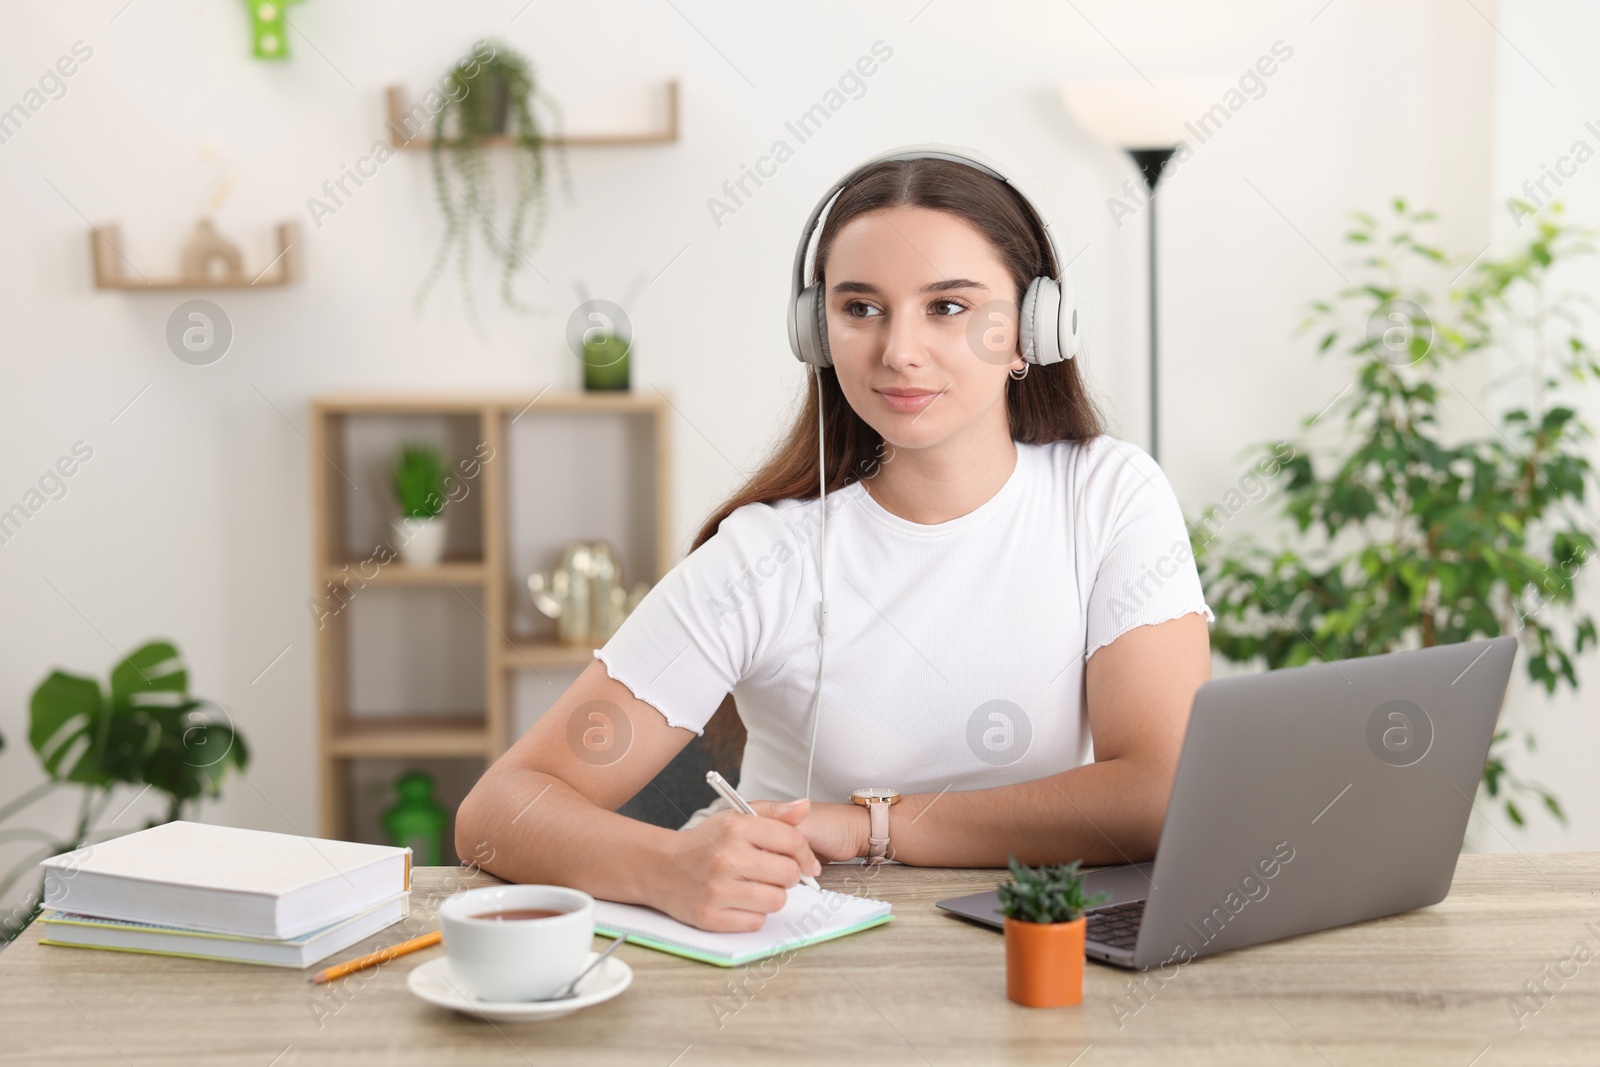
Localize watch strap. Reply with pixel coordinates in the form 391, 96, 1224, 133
865, 800, 891, 864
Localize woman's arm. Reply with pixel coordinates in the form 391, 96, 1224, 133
455, 660, 822, 931
793, 611, 1213, 867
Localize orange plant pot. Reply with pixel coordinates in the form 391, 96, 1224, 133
1004, 915, 1087, 1008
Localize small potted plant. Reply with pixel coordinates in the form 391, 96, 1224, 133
997, 856, 1109, 1008
582, 329, 632, 391
391, 442, 450, 568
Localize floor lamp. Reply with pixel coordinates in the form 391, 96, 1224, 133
1060, 79, 1225, 466
1127, 147, 1174, 462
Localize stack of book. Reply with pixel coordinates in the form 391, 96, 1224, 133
35, 820, 413, 969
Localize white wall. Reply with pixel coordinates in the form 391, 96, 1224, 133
1480, 0, 1600, 852
2, 0, 1594, 913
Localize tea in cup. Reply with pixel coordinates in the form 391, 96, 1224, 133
438, 885, 595, 1001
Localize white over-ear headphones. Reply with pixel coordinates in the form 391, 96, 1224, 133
784, 144, 1081, 804
786, 143, 1079, 370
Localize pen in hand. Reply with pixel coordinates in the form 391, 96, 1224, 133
705, 770, 822, 891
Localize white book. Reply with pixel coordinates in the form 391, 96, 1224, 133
37, 821, 412, 940
37, 892, 411, 968
593, 884, 893, 967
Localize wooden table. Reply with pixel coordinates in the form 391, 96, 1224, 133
4, 853, 1599, 1065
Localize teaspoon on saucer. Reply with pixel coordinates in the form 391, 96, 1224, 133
542, 936, 626, 1001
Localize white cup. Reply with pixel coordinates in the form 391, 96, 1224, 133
439, 885, 595, 1002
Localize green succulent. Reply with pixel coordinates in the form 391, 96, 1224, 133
392, 443, 449, 519
996, 856, 1110, 924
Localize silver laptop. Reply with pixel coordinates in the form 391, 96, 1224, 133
937, 636, 1518, 969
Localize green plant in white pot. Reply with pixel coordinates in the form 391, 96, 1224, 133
391, 443, 450, 568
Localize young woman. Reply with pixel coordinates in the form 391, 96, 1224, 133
456, 149, 1214, 933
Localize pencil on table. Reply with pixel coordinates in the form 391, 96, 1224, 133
308, 929, 441, 984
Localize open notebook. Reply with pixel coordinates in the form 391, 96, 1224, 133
594, 884, 892, 967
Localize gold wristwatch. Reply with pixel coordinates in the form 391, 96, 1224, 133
850, 787, 901, 864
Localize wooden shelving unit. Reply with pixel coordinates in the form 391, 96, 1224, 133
327, 714, 492, 758
309, 391, 673, 854
498, 640, 598, 669
383, 80, 679, 150
319, 560, 487, 586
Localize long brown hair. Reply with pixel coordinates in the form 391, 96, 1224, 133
693, 156, 1106, 771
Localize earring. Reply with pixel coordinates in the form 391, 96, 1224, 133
1009, 362, 1030, 381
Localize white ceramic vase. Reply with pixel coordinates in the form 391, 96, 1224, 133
391, 515, 448, 568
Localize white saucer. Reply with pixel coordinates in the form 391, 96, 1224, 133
407, 952, 632, 1021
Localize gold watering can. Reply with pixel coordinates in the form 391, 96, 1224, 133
527, 540, 651, 645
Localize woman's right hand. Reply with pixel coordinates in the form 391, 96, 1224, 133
654, 798, 824, 932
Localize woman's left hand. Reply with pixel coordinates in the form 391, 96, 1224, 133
747, 799, 865, 865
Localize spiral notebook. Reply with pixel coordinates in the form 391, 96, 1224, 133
593, 884, 892, 967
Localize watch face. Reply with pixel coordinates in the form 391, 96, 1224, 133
851, 787, 900, 802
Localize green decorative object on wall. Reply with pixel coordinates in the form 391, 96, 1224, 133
382, 770, 449, 867
244, 0, 304, 60
583, 331, 632, 391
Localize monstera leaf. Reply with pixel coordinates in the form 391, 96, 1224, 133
4, 640, 249, 948
100, 641, 188, 784
29, 669, 112, 784
27, 640, 248, 800
109, 640, 188, 708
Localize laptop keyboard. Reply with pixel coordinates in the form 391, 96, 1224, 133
1086, 900, 1146, 950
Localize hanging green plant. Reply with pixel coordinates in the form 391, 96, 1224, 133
414, 38, 575, 326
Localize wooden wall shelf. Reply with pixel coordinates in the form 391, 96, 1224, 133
90, 221, 299, 290
384, 81, 679, 150
310, 390, 673, 851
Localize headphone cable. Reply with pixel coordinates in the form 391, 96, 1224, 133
803, 364, 829, 801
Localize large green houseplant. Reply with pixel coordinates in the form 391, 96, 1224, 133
414, 38, 574, 326
1194, 199, 1598, 830
0, 640, 249, 943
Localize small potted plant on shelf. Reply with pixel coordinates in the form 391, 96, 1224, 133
391, 442, 450, 568
997, 855, 1109, 1008
582, 329, 632, 391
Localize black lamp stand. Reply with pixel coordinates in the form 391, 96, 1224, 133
1127, 147, 1177, 464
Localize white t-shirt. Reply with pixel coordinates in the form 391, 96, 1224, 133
593, 434, 1214, 827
